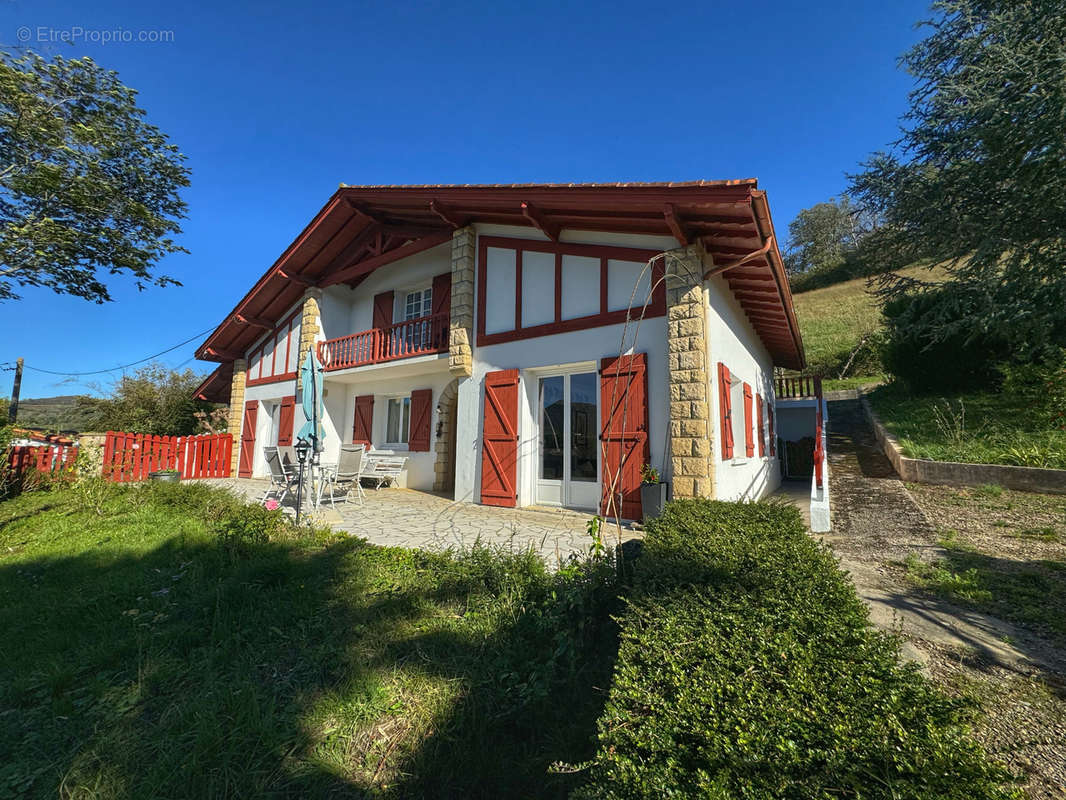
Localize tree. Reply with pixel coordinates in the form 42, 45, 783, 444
77, 364, 222, 436
783, 196, 865, 275
0, 50, 190, 302
849, 0, 1066, 360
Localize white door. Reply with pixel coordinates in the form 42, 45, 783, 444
536, 371, 599, 510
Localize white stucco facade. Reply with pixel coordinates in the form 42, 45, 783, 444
231, 222, 791, 511
705, 273, 781, 502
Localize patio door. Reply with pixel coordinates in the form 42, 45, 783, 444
536, 370, 599, 510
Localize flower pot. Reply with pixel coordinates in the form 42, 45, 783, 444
149, 471, 180, 483
640, 481, 668, 519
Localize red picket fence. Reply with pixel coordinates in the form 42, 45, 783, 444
5, 444, 78, 475
102, 431, 232, 482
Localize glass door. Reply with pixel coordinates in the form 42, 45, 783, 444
537, 371, 599, 510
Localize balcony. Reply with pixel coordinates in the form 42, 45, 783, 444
318, 312, 449, 371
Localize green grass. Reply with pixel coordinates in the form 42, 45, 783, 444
791, 263, 944, 383
868, 383, 1066, 469
904, 535, 1066, 645
0, 481, 620, 798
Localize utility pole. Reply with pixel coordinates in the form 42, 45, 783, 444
8, 358, 22, 424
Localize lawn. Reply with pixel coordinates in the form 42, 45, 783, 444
868, 383, 1066, 469
0, 481, 619, 798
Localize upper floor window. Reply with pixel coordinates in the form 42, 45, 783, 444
404, 288, 432, 320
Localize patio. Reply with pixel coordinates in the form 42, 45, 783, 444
203, 477, 641, 565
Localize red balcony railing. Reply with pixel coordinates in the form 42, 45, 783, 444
318, 312, 449, 371
776, 375, 823, 399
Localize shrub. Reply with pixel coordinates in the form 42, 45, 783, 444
574, 499, 1019, 799
998, 348, 1066, 430
215, 503, 290, 559
881, 288, 1009, 393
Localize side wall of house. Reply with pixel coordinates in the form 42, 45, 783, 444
705, 273, 781, 501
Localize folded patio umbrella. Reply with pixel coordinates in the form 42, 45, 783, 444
297, 349, 325, 452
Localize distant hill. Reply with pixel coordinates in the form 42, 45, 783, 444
12, 395, 97, 433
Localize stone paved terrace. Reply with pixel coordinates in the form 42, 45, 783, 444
201, 478, 641, 566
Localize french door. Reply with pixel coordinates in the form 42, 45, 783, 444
536, 370, 599, 510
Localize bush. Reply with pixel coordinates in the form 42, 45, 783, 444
215, 503, 293, 559
574, 500, 1018, 799
998, 348, 1066, 430
881, 288, 1009, 393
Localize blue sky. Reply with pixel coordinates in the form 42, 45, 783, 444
1, 0, 929, 399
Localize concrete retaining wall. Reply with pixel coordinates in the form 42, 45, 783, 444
860, 396, 1066, 495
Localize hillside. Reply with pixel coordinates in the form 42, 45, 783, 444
791, 263, 944, 389
11, 395, 96, 433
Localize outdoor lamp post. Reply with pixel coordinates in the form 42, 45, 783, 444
294, 437, 311, 524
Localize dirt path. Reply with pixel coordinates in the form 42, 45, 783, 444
823, 398, 1038, 667
823, 398, 1066, 798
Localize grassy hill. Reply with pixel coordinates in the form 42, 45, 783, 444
791, 264, 944, 390
11, 395, 96, 433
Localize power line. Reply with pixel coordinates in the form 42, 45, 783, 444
7, 326, 216, 377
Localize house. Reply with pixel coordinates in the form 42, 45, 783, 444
194, 181, 807, 520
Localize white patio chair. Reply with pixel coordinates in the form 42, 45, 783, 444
277, 444, 296, 469
361, 453, 408, 489
323, 444, 367, 508
262, 446, 299, 505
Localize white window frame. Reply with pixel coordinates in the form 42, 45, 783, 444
402, 287, 433, 321
384, 394, 412, 449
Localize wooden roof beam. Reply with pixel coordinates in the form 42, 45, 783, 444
205, 347, 243, 361
236, 314, 272, 330
430, 200, 465, 229
321, 231, 453, 287
663, 203, 690, 246
276, 268, 317, 288
521, 201, 561, 241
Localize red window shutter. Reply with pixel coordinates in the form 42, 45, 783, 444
277, 396, 296, 446
372, 291, 394, 329
756, 392, 765, 457
432, 272, 451, 317
238, 400, 258, 478
600, 353, 649, 521
743, 383, 754, 457
352, 395, 374, 447
408, 389, 433, 452
718, 363, 734, 459
480, 369, 520, 507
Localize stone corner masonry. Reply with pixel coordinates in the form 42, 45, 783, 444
664, 244, 715, 500
448, 227, 475, 378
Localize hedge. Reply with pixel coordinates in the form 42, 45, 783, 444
574, 500, 1019, 799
